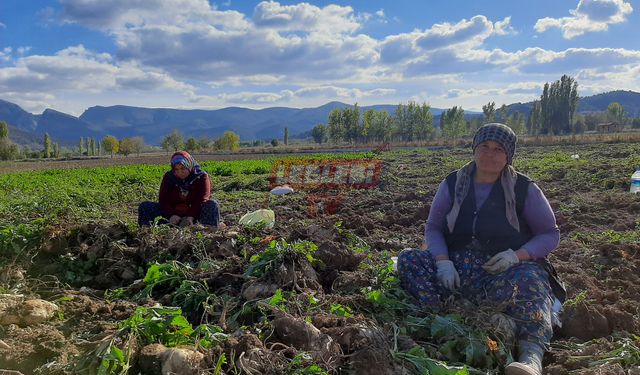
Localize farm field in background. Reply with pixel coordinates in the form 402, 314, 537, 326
0, 144, 639, 374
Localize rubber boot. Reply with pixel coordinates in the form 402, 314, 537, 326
505, 340, 544, 375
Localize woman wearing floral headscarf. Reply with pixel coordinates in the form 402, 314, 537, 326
138, 151, 221, 227
397, 123, 565, 375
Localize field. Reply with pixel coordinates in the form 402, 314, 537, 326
0, 143, 639, 375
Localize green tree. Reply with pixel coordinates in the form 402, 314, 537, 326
89, 138, 96, 156
270, 138, 279, 147
284, 127, 289, 145
527, 101, 542, 135
413, 102, 435, 141
607, 102, 626, 124
161, 130, 184, 153
53, 143, 60, 158
102, 135, 119, 157
0, 121, 8, 139
539, 75, 579, 134
328, 108, 345, 143
497, 104, 508, 123
197, 137, 210, 151
369, 111, 392, 142
119, 137, 135, 157
131, 136, 144, 156
508, 111, 526, 135
79, 137, 85, 155
632, 118, 640, 129
441, 106, 467, 139
44, 133, 51, 158
482, 102, 496, 124
394, 103, 410, 141
311, 124, 327, 144
0, 138, 19, 160
185, 137, 199, 152
215, 131, 240, 151
343, 104, 361, 143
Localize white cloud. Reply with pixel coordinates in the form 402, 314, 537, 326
216, 86, 395, 105
0, 47, 11, 62
494, 17, 516, 36
515, 47, 640, 73
17, 47, 32, 55
253, 1, 359, 34
57, 0, 377, 83
0, 45, 193, 112
535, 0, 633, 38
416, 15, 494, 51
380, 33, 418, 64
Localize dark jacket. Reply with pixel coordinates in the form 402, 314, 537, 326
159, 172, 211, 218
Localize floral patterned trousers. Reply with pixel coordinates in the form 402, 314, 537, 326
137, 200, 221, 227
397, 248, 553, 348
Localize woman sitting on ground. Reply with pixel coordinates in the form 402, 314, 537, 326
398, 123, 565, 375
138, 151, 221, 227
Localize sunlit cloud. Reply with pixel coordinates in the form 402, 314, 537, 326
535, 0, 633, 38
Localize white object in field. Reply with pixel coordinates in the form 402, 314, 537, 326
631, 168, 640, 193
570, 154, 579, 159
391, 256, 398, 272
270, 185, 295, 195
239, 209, 275, 228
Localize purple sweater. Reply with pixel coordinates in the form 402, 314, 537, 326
425, 179, 559, 259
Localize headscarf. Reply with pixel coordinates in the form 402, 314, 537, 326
472, 123, 517, 165
167, 151, 206, 193
446, 123, 520, 233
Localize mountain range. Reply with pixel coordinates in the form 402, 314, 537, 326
1, 90, 639, 146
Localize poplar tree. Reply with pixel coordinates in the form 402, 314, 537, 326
44, 133, 51, 158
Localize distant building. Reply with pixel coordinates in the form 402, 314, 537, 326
596, 122, 622, 133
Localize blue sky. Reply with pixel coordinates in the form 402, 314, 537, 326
1, 0, 638, 116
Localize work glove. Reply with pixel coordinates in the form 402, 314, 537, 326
482, 249, 519, 274
436, 260, 460, 291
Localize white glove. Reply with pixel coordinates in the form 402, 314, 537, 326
436, 260, 460, 291
482, 249, 519, 274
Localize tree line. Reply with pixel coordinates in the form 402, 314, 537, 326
311, 75, 640, 144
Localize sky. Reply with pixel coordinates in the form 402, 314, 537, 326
1, 0, 639, 116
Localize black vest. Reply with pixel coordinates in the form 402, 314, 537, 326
443, 169, 532, 256
443, 169, 567, 302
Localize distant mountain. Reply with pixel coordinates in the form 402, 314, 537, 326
578, 90, 640, 116
79, 102, 408, 144
1, 90, 638, 146
0, 99, 38, 131
37, 109, 104, 140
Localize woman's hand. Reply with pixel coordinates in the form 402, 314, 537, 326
436, 260, 460, 291
482, 249, 520, 274
180, 216, 194, 226
169, 215, 182, 225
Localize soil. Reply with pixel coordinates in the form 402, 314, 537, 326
1, 143, 639, 374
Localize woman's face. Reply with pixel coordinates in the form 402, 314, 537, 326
172, 163, 190, 180
474, 140, 507, 175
